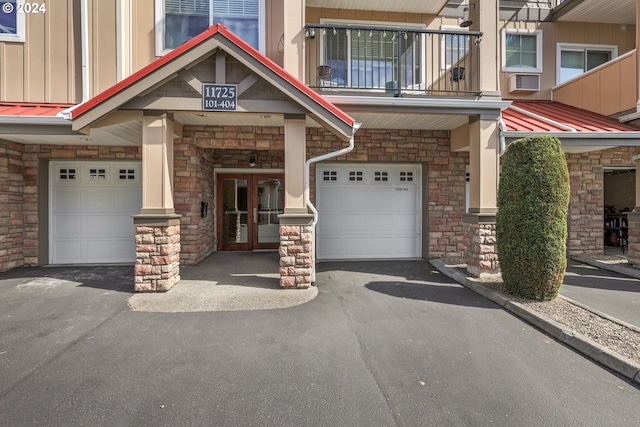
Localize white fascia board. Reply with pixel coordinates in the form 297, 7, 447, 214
503, 131, 640, 143
323, 95, 511, 111
0, 116, 71, 126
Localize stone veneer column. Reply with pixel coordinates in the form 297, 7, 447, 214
627, 152, 640, 267
279, 224, 313, 288
134, 216, 181, 292
463, 214, 500, 279
627, 213, 640, 266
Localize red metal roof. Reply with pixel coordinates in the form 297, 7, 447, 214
0, 102, 73, 117
70, 23, 356, 130
502, 101, 640, 133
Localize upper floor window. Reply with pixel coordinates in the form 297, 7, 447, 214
557, 43, 617, 84
502, 29, 542, 73
0, 0, 25, 42
155, 0, 264, 56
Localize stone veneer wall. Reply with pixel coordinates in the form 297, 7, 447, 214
178, 125, 285, 263
0, 140, 25, 271
307, 128, 468, 259
0, 142, 141, 272
463, 222, 499, 278
134, 224, 181, 292
565, 147, 640, 256
279, 225, 313, 288
3, 132, 638, 274
173, 139, 216, 265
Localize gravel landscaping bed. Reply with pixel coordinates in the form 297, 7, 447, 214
523, 298, 640, 365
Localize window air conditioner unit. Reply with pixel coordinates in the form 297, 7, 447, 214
509, 74, 540, 92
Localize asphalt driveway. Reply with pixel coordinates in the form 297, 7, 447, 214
0, 259, 638, 426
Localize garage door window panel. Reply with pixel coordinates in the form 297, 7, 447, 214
348, 169, 366, 183
118, 167, 138, 182
321, 169, 340, 183
57, 167, 79, 183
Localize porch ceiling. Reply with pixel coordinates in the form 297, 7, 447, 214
306, 0, 449, 14
174, 110, 468, 131
552, 0, 636, 25
0, 120, 142, 146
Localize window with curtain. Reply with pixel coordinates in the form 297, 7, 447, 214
158, 0, 262, 54
558, 45, 615, 84
502, 29, 542, 73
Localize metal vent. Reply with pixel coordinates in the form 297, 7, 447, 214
509, 74, 540, 92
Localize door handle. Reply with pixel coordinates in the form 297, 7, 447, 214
253, 207, 257, 223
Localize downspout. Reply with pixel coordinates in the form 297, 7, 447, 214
305, 122, 362, 283
81, 0, 90, 102
499, 118, 506, 156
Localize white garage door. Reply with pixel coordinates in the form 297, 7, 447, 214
316, 163, 421, 260
50, 161, 142, 264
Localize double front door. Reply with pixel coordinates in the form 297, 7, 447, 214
217, 174, 284, 251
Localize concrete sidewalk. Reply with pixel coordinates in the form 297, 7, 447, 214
430, 258, 640, 386
129, 251, 318, 312
568, 257, 640, 329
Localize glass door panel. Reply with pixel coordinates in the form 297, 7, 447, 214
217, 174, 283, 251
256, 177, 283, 245
220, 177, 250, 250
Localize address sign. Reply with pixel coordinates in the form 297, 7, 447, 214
202, 84, 237, 112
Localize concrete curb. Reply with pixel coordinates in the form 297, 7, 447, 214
572, 256, 640, 280
430, 259, 640, 387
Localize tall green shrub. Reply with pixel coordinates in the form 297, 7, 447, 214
496, 135, 570, 301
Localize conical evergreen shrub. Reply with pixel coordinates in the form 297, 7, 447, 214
496, 135, 570, 301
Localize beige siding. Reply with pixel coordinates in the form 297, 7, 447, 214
267, 0, 285, 67
306, 7, 437, 26
553, 51, 637, 116
89, 0, 117, 96
501, 21, 636, 102
131, 0, 156, 73
0, 0, 78, 103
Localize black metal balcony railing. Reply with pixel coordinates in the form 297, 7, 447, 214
304, 24, 482, 97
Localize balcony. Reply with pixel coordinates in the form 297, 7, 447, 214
304, 24, 482, 97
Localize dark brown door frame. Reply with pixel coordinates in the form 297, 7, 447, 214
216, 174, 284, 251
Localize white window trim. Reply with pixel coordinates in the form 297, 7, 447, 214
501, 28, 542, 74
319, 18, 427, 89
154, 0, 265, 57
440, 25, 469, 71
0, 0, 25, 43
555, 42, 618, 85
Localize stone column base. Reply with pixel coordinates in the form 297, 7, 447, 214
463, 213, 500, 280
626, 212, 640, 267
279, 225, 313, 288
133, 215, 181, 292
